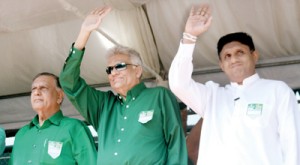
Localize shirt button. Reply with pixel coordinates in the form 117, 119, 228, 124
28, 160, 32, 163
124, 116, 127, 120
132, 97, 135, 100
121, 128, 124, 131
117, 139, 121, 142
38, 130, 41, 133
114, 152, 118, 156
126, 105, 129, 108
72, 50, 75, 54
33, 144, 36, 148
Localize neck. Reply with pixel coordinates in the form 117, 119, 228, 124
37, 108, 59, 126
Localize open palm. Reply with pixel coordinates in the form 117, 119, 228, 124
185, 4, 212, 37
81, 6, 112, 32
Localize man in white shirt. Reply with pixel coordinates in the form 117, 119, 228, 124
169, 4, 300, 165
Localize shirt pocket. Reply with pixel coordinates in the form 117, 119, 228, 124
242, 103, 273, 128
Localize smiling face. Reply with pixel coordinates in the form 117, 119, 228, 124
107, 54, 142, 97
31, 75, 63, 115
219, 41, 259, 84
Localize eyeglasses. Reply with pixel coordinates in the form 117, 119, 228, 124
106, 63, 137, 75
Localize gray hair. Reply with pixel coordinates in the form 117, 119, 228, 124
106, 45, 143, 66
32, 72, 64, 105
33, 72, 61, 89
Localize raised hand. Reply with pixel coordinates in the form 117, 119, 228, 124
184, 4, 212, 39
81, 6, 112, 33
75, 6, 112, 50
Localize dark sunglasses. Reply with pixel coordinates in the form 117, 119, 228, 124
106, 63, 137, 75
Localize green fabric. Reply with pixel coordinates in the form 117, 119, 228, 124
59, 45, 188, 165
9, 110, 97, 165
0, 127, 5, 155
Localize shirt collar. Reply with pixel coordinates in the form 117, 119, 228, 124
230, 73, 260, 87
117, 82, 146, 102
30, 110, 64, 128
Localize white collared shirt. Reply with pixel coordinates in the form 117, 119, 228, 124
169, 42, 300, 165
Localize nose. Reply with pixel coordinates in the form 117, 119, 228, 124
32, 89, 41, 96
110, 68, 119, 75
230, 54, 239, 63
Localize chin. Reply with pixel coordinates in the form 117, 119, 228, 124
112, 82, 124, 88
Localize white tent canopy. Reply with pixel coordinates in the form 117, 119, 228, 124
1, 0, 300, 130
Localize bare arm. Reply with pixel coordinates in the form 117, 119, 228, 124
186, 118, 203, 165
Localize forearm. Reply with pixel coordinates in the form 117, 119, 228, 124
74, 124, 97, 165
168, 42, 195, 90
60, 44, 84, 93
74, 29, 92, 50
278, 88, 300, 165
168, 42, 198, 108
59, 46, 95, 124
163, 91, 188, 165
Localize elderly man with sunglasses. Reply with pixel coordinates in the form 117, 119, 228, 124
59, 6, 187, 165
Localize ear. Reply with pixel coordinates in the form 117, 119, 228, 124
219, 60, 225, 72
252, 50, 259, 63
57, 89, 65, 104
135, 66, 143, 79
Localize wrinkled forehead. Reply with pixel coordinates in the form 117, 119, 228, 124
32, 76, 55, 88
107, 54, 131, 66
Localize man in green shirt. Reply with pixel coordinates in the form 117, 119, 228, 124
59, 6, 187, 165
9, 72, 97, 165
0, 127, 5, 155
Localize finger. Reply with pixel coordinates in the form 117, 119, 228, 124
203, 16, 213, 29
95, 7, 106, 15
201, 4, 209, 12
194, 6, 202, 16
91, 6, 110, 15
189, 6, 195, 16
101, 6, 112, 17
199, 4, 210, 16
202, 5, 211, 15
90, 8, 99, 15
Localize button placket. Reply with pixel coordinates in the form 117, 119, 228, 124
116, 95, 136, 156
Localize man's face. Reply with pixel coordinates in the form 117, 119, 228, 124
219, 41, 258, 84
31, 76, 61, 113
107, 54, 142, 96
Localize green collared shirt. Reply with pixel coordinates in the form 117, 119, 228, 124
0, 127, 5, 155
9, 110, 97, 165
59, 45, 188, 165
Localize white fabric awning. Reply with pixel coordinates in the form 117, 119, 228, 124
1, 0, 300, 130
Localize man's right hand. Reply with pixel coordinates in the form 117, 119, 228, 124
75, 6, 112, 50
81, 6, 112, 33
183, 4, 212, 44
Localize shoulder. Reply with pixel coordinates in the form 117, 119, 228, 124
205, 80, 222, 88
15, 124, 31, 138
260, 78, 291, 89
146, 86, 175, 95
61, 116, 86, 127
60, 117, 92, 135
258, 78, 294, 96
0, 127, 4, 135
